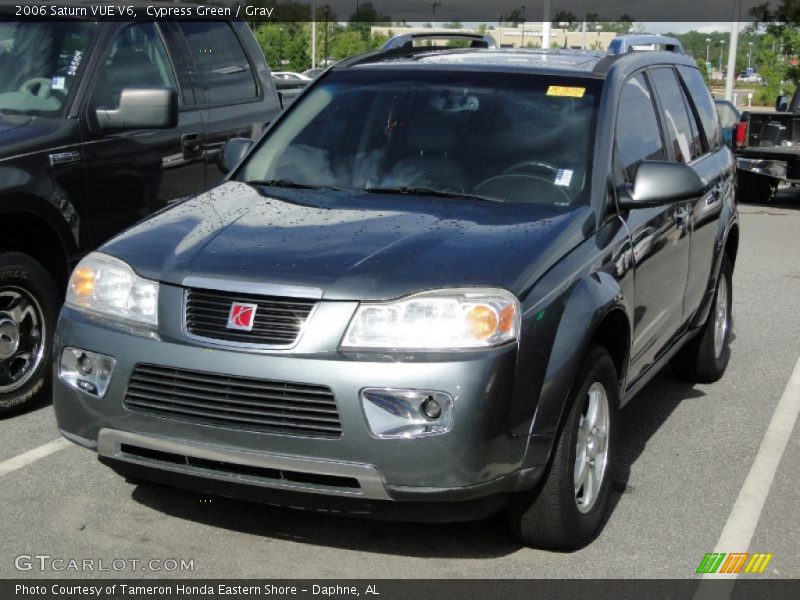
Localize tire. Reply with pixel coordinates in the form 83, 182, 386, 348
506, 345, 620, 551
736, 171, 776, 203
0, 252, 60, 416
671, 255, 733, 384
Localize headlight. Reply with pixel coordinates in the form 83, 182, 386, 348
341, 288, 520, 350
65, 253, 159, 327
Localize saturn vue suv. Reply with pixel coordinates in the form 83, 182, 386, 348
53, 35, 738, 550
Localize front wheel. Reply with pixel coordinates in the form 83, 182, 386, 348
506, 345, 620, 550
0, 252, 60, 416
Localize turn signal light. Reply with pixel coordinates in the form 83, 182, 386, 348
71, 267, 95, 298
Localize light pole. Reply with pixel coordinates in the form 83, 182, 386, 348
323, 5, 330, 67
581, 0, 588, 50
594, 23, 601, 50
541, 0, 551, 49
311, 0, 316, 69
520, 5, 526, 48
706, 37, 711, 64
748, 41, 753, 70
430, 1, 441, 21
719, 39, 725, 72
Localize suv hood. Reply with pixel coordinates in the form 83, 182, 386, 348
101, 181, 592, 301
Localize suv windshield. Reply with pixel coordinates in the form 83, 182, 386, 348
241, 68, 601, 205
0, 21, 96, 116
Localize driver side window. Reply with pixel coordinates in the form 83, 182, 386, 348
615, 73, 665, 183
91, 23, 178, 110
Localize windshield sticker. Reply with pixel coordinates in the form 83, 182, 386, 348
554, 169, 574, 187
67, 50, 83, 76
547, 85, 586, 98
51, 77, 66, 91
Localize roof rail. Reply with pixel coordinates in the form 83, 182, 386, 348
381, 32, 497, 51
607, 35, 684, 55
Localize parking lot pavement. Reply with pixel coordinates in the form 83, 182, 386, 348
1, 195, 799, 580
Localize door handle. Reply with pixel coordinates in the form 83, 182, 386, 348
181, 132, 203, 159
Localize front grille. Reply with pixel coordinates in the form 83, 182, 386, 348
185, 288, 316, 346
124, 364, 342, 438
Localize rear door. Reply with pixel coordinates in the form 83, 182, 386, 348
80, 21, 206, 246
175, 21, 281, 187
676, 65, 731, 320
614, 72, 692, 383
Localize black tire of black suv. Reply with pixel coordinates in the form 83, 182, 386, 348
671, 255, 733, 384
736, 171, 776, 203
0, 252, 60, 417
506, 345, 620, 551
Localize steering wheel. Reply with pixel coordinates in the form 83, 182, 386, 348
20, 78, 53, 100
503, 160, 561, 179
474, 173, 572, 205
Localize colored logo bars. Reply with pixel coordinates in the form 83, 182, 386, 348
696, 552, 773, 574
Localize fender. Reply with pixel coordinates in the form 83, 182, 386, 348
518, 268, 632, 473
0, 165, 80, 253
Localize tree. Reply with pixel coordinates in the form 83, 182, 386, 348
603, 16, 635, 35
253, 22, 310, 72
347, 2, 392, 41
552, 11, 579, 30
749, 0, 800, 84
500, 8, 525, 26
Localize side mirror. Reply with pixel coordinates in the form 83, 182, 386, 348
94, 88, 178, 132
618, 161, 705, 209
776, 95, 789, 112
218, 138, 253, 174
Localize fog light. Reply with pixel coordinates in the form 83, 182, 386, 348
421, 396, 442, 419
361, 388, 453, 438
59, 347, 116, 398
76, 353, 94, 375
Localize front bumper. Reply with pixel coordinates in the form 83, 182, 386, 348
54, 305, 537, 509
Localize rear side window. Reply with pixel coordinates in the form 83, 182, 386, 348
715, 101, 740, 129
177, 22, 257, 105
678, 65, 722, 151
650, 67, 702, 163
615, 73, 665, 182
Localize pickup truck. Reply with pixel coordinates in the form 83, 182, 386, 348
0, 17, 282, 414
734, 88, 800, 201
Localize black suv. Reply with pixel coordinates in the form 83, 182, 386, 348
0, 17, 281, 413
53, 36, 738, 550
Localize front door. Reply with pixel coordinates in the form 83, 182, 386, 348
614, 72, 692, 383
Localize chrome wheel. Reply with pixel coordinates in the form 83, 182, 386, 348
0, 287, 46, 393
713, 273, 729, 359
574, 381, 610, 514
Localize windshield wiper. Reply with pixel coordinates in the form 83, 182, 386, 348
246, 179, 343, 191
363, 186, 501, 203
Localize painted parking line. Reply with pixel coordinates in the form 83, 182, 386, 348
695, 355, 800, 598
0, 438, 71, 477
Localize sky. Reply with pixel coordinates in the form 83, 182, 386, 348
643, 22, 736, 34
